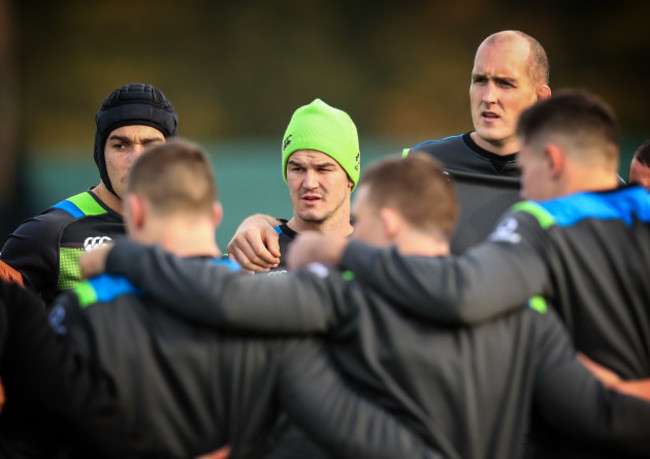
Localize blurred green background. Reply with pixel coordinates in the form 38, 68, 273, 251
1, 0, 648, 249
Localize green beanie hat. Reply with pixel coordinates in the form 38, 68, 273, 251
282, 98, 360, 189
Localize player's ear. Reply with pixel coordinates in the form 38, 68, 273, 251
380, 207, 402, 240
536, 84, 551, 101
126, 194, 145, 230
545, 143, 565, 178
212, 201, 223, 229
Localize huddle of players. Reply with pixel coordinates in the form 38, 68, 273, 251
1, 30, 650, 458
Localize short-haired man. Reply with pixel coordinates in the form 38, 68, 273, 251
226, 98, 359, 271
0, 83, 178, 305
80, 154, 650, 458
628, 139, 650, 191
52, 140, 431, 458
287, 90, 650, 457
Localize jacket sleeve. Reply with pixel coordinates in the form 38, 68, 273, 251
278, 339, 448, 459
339, 211, 549, 325
105, 239, 346, 334
533, 310, 650, 455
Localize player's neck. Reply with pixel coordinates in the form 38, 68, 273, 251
394, 230, 450, 258
137, 218, 220, 259
471, 131, 519, 156
92, 182, 123, 215
287, 214, 354, 238
562, 168, 620, 197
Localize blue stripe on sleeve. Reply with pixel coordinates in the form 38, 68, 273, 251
213, 257, 241, 272
53, 200, 85, 218
88, 274, 144, 303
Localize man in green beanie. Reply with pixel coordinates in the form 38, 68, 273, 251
228, 98, 360, 271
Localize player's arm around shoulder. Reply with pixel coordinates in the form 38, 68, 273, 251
332, 205, 548, 325
227, 214, 282, 271
170, 264, 345, 334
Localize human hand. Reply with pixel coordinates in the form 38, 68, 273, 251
578, 352, 650, 401
195, 445, 230, 459
0, 260, 24, 286
286, 232, 348, 270
80, 244, 113, 279
577, 352, 621, 388
227, 214, 281, 272
0, 377, 5, 414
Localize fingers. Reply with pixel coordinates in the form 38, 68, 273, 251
264, 227, 282, 259
227, 227, 281, 271
0, 260, 24, 286
195, 445, 231, 459
79, 244, 113, 279
577, 352, 620, 387
0, 377, 5, 414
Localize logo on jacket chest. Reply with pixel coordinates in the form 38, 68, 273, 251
84, 236, 112, 252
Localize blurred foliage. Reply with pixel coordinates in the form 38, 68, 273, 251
13, 0, 649, 156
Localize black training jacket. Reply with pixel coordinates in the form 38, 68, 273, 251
51, 259, 439, 459
407, 133, 521, 254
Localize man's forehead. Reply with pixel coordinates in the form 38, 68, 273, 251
471, 60, 526, 82
473, 40, 530, 79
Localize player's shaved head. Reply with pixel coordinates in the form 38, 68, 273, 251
480, 30, 549, 85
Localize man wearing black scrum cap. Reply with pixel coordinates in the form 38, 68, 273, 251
0, 83, 178, 306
